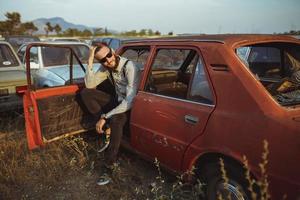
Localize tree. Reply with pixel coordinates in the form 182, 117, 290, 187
148, 29, 154, 36
44, 22, 53, 36
168, 31, 173, 36
1, 12, 22, 35
5, 12, 21, 33
154, 30, 161, 36
82, 29, 92, 37
93, 27, 104, 36
63, 28, 81, 37
22, 22, 38, 35
0, 21, 9, 35
54, 24, 62, 35
139, 29, 147, 36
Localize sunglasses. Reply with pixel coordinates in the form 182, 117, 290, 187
96, 48, 113, 64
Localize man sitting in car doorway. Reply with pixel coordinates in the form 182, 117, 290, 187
80, 43, 140, 185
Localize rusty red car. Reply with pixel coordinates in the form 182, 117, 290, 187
23, 35, 300, 199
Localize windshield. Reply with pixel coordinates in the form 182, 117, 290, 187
41, 45, 89, 67
0, 44, 19, 67
236, 42, 300, 106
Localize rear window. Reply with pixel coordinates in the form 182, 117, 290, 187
0, 44, 19, 67
41, 45, 89, 67
236, 42, 300, 106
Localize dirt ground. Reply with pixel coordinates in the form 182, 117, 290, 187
0, 111, 202, 200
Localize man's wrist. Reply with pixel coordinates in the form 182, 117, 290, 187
101, 114, 107, 120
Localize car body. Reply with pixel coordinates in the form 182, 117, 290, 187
4, 35, 40, 52
0, 41, 27, 112
17, 41, 97, 88
292, 35, 300, 40
22, 35, 300, 199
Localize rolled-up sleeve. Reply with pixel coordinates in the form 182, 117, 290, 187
85, 65, 108, 88
105, 61, 140, 118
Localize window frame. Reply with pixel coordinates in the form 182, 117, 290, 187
143, 45, 214, 105
0, 43, 20, 68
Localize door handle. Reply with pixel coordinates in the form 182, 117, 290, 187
184, 115, 199, 125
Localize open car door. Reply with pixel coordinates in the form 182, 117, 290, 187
23, 43, 95, 149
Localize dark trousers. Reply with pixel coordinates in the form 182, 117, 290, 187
80, 88, 128, 164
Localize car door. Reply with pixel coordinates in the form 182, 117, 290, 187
130, 46, 215, 170
23, 43, 94, 149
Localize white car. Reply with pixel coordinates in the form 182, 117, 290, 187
17, 41, 98, 88
0, 41, 27, 111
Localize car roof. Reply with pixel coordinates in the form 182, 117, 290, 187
125, 34, 300, 46
18, 41, 90, 48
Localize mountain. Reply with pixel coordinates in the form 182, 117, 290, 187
32, 17, 93, 35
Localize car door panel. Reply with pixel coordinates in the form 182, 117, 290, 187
23, 44, 91, 149
23, 85, 94, 149
131, 92, 213, 170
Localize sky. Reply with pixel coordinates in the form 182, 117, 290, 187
0, 0, 300, 34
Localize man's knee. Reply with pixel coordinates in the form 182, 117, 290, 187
80, 88, 94, 99
80, 88, 103, 104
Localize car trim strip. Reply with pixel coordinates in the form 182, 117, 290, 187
126, 39, 225, 44
138, 91, 215, 107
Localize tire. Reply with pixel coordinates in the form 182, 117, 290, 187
198, 159, 256, 200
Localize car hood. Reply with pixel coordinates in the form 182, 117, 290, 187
46, 65, 86, 81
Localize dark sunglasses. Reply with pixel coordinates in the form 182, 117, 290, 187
96, 48, 113, 64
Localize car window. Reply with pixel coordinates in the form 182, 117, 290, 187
42, 45, 89, 67
188, 56, 213, 104
102, 38, 111, 46
121, 47, 150, 70
17, 46, 39, 68
238, 46, 282, 79
145, 48, 213, 103
42, 47, 71, 66
71, 45, 89, 64
152, 49, 188, 70
18, 46, 26, 62
30, 47, 39, 65
109, 39, 121, 50
0, 44, 19, 67
236, 43, 300, 106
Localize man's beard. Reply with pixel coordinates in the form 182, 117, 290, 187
103, 55, 120, 71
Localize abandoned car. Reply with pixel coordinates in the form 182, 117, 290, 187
17, 41, 98, 88
22, 35, 300, 199
0, 41, 27, 112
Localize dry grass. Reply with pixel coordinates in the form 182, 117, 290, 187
0, 111, 279, 200
0, 111, 174, 200
0, 112, 90, 199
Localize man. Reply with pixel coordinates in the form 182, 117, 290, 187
80, 43, 140, 184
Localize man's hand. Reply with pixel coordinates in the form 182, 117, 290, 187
96, 118, 106, 134
88, 46, 96, 67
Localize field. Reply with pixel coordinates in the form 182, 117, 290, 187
0, 111, 203, 200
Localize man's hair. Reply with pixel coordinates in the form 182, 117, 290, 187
93, 42, 109, 54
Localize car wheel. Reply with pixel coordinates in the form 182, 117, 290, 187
198, 160, 256, 200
